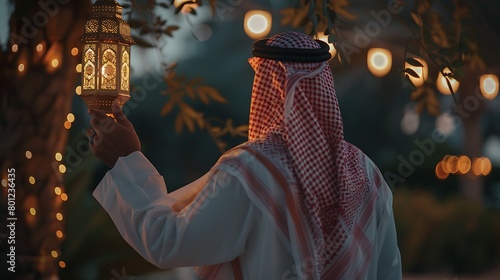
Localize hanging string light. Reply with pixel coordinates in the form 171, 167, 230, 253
244, 10, 272, 40
367, 48, 392, 77
405, 57, 427, 87
436, 67, 460, 95
480, 74, 499, 100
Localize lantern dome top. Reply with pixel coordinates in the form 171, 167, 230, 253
81, 0, 135, 45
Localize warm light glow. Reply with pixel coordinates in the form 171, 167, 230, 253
1, 179, 7, 187
445, 155, 459, 174
56, 213, 63, 221
405, 58, 427, 87
64, 121, 72, 130
457, 156, 471, 174
30, 208, 37, 216
76, 63, 82, 73
400, 109, 419, 135
12, 44, 18, 52
367, 48, 392, 77
75, 86, 82, 95
61, 193, 68, 201
55, 152, 62, 162
36, 44, 43, 52
436, 67, 460, 95
26, 150, 32, 159
18, 64, 25, 72
59, 164, 67, 174
480, 74, 499, 100
244, 10, 272, 39
71, 47, 79, 56
56, 230, 63, 238
435, 161, 449, 180
472, 158, 482, 176
480, 157, 492, 176
317, 33, 337, 58
67, 113, 75, 123
54, 187, 62, 195
173, 0, 198, 13
52, 59, 59, 68
51, 251, 58, 258
441, 155, 451, 174
59, 261, 66, 268
29, 176, 36, 185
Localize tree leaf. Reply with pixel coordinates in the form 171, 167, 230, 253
410, 13, 421, 26
139, 26, 152, 35
195, 114, 204, 129
444, 76, 455, 95
185, 86, 196, 99
164, 25, 180, 37
175, 1, 196, 14
209, 126, 224, 137
405, 57, 423, 67
183, 113, 195, 133
179, 103, 199, 119
128, 19, 148, 29
197, 89, 209, 105
235, 125, 249, 137
209, 0, 217, 15
198, 86, 226, 103
403, 75, 417, 91
404, 68, 420, 78
160, 100, 175, 115
280, 8, 296, 27
410, 88, 425, 100
131, 35, 155, 48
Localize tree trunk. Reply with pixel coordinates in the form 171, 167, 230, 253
0, 1, 90, 279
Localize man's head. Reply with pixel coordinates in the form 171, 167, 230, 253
247, 31, 342, 147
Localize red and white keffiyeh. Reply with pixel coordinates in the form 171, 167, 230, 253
246, 32, 375, 278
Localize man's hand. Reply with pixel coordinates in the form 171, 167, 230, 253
88, 101, 141, 168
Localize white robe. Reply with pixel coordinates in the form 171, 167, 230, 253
93, 150, 402, 279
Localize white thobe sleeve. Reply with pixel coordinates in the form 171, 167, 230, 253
376, 183, 402, 280
93, 151, 257, 269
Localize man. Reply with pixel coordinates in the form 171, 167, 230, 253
88, 31, 402, 279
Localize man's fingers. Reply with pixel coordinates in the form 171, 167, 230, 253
112, 101, 132, 128
90, 118, 99, 131
89, 108, 108, 122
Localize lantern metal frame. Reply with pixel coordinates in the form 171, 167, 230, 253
80, 0, 135, 112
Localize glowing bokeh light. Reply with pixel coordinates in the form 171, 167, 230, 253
367, 48, 392, 77
244, 10, 272, 39
480, 74, 499, 100
317, 33, 337, 58
436, 67, 460, 95
405, 58, 427, 87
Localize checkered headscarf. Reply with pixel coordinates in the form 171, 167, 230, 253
247, 32, 369, 276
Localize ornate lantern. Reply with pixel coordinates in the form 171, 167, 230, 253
80, 0, 135, 113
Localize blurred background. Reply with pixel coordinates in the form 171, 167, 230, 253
1, 0, 500, 279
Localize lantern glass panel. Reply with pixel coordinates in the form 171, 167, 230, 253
101, 44, 117, 90
83, 44, 96, 90
121, 48, 130, 91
